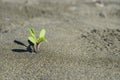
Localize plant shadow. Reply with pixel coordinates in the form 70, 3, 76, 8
12, 40, 34, 53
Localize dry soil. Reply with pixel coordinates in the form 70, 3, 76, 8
0, 0, 120, 80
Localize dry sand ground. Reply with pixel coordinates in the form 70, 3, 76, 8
0, 0, 120, 80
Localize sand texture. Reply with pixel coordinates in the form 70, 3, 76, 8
0, 0, 120, 80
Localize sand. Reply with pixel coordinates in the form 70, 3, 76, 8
0, 0, 120, 80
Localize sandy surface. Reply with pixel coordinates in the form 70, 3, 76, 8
0, 0, 120, 80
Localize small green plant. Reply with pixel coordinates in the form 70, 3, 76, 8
28, 28, 47, 53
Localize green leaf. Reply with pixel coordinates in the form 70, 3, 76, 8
29, 29, 36, 39
43, 38, 48, 42
37, 37, 48, 43
39, 29, 46, 38
28, 37, 36, 45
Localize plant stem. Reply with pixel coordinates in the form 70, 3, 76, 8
34, 44, 40, 53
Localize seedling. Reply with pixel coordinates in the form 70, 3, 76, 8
28, 28, 47, 53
